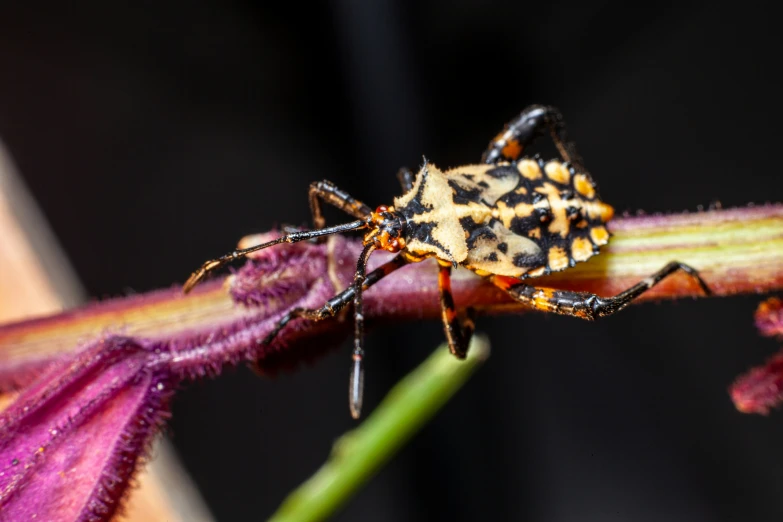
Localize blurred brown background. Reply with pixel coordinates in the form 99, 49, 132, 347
2, 2, 783, 521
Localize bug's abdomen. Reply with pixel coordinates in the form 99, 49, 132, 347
447, 159, 613, 278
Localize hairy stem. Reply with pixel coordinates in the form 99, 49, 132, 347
1, 205, 781, 385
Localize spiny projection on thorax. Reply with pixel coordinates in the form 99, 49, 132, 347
392, 157, 615, 278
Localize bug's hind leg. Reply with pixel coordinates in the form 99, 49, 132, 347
309, 180, 373, 231
438, 263, 476, 359
491, 262, 711, 320
481, 105, 585, 171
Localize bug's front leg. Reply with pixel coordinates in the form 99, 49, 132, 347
491, 262, 711, 320
481, 105, 585, 171
438, 263, 475, 359
309, 180, 373, 231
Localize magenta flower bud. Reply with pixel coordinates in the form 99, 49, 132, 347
731, 298, 783, 415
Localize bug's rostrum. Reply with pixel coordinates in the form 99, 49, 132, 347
364, 205, 408, 253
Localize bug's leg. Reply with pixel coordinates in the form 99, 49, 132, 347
481, 105, 585, 171
260, 250, 408, 419
185, 181, 371, 292
309, 180, 373, 231
260, 251, 407, 344
438, 263, 475, 359
347, 242, 378, 419
396, 167, 415, 193
491, 262, 711, 320
183, 219, 366, 293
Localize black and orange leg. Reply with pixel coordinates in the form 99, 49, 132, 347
481, 105, 585, 172
438, 263, 476, 359
396, 167, 415, 193
309, 180, 373, 231
491, 262, 711, 320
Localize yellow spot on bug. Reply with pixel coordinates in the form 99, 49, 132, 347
494, 201, 517, 229
527, 227, 541, 239
527, 266, 547, 277
544, 161, 571, 184
548, 246, 569, 271
583, 201, 614, 222
536, 183, 569, 237
590, 226, 610, 245
571, 237, 593, 262
573, 174, 595, 199
513, 202, 535, 219
599, 203, 614, 222
518, 159, 542, 180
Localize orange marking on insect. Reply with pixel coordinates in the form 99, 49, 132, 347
590, 226, 610, 245
494, 201, 516, 228
573, 174, 595, 199
544, 161, 571, 184
502, 138, 523, 160
527, 227, 541, 239
514, 202, 535, 219
438, 266, 450, 286
595, 202, 614, 222
526, 266, 547, 277
536, 183, 569, 237
548, 246, 569, 271
518, 159, 542, 180
573, 308, 590, 319
584, 202, 614, 222
570, 237, 593, 262
532, 288, 556, 311
445, 307, 458, 322
575, 219, 589, 228
492, 275, 519, 291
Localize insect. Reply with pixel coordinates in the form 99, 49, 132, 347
183, 105, 711, 418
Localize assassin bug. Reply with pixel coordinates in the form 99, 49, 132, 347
183, 105, 711, 418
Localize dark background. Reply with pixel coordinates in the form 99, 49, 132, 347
2, 2, 783, 520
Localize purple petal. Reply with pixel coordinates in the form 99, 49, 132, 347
0, 336, 172, 521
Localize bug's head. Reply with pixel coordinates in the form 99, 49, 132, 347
363, 205, 407, 253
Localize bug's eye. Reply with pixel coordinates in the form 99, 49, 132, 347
375, 205, 388, 214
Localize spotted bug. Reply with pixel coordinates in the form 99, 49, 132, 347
183, 105, 710, 418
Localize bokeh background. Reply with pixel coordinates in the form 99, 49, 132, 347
2, 2, 783, 520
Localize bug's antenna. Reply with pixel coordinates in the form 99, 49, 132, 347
349, 241, 377, 419
183, 220, 367, 293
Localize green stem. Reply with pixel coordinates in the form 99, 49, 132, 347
268, 335, 491, 522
